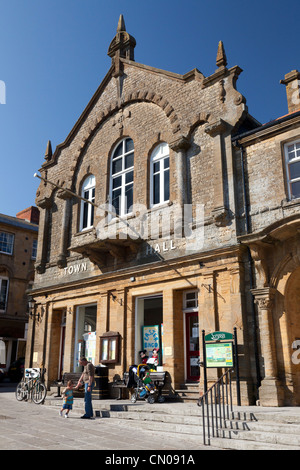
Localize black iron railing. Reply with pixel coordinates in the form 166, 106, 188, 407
197, 368, 235, 446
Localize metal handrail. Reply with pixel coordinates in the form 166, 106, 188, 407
197, 368, 234, 445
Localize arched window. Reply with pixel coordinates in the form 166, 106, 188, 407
110, 138, 134, 217
150, 142, 170, 207
0, 277, 9, 311
80, 175, 95, 231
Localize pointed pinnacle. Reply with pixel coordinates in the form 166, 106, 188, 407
216, 41, 227, 68
45, 140, 52, 160
117, 14, 126, 32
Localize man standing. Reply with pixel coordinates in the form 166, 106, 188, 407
75, 357, 95, 419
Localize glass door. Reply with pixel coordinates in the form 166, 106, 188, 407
185, 312, 200, 381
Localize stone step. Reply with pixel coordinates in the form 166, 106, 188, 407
216, 427, 300, 447
102, 416, 204, 436
43, 397, 300, 450
174, 384, 200, 401
211, 437, 300, 451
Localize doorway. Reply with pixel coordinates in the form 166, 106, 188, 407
185, 312, 200, 381
135, 295, 163, 365
74, 304, 97, 372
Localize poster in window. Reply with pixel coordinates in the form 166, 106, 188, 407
101, 339, 108, 361
142, 325, 160, 356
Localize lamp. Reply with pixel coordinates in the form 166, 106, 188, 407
28, 296, 39, 321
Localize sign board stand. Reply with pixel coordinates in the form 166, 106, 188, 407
201, 327, 241, 406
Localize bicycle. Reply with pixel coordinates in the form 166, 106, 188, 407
15, 368, 47, 404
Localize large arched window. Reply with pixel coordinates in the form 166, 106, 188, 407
150, 142, 170, 207
80, 175, 95, 231
110, 138, 134, 217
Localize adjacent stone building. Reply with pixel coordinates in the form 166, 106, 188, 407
0, 207, 39, 370
26, 16, 300, 406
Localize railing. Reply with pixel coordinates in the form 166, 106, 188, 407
197, 368, 235, 446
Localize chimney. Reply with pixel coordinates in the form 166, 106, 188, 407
16, 206, 40, 225
280, 70, 300, 114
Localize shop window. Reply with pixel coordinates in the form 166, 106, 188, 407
110, 138, 134, 217
0, 232, 14, 255
0, 277, 9, 311
284, 139, 300, 200
80, 175, 95, 231
150, 142, 170, 207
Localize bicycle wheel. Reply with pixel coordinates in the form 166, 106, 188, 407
32, 382, 47, 404
15, 381, 26, 401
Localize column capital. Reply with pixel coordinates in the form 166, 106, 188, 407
251, 287, 276, 309
57, 188, 73, 200
169, 135, 190, 151
204, 118, 228, 137
36, 196, 52, 209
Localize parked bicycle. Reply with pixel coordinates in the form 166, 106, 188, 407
15, 368, 47, 404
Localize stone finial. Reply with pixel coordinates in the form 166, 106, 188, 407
216, 41, 228, 69
280, 70, 300, 114
117, 14, 126, 32
44, 140, 52, 161
108, 14, 136, 63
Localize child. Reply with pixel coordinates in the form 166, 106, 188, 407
59, 380, 74, 418
143, 370, 155, 393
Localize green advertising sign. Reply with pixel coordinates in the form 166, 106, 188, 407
205, 331, 233, 342
205, 342, 234, 368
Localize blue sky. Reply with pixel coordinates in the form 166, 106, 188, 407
0, 0, 299, 217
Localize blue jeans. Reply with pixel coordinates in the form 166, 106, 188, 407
84, 383, 94, 418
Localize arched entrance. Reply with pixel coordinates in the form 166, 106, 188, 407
284, 266, 300, 405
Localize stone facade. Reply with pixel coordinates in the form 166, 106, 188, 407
26, 16, 300, 406
0, 208, 39, 369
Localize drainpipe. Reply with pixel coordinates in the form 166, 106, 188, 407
235, 140, 261, 399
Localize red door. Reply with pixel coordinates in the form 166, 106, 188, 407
185, 312, 200, 382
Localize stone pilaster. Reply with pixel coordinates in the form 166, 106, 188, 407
56, 189, 73, 269
205, 119, 230, 227
35, 196, 52, 274
252, 287, 284, 406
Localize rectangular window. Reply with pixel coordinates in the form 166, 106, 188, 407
183, 290, 198, 310
0, 278, 9, 311
285, 139, 300, 200
0, 232, 14, 255
31, 239, 38, 259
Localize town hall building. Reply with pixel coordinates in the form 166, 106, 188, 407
25, 16, 300, 406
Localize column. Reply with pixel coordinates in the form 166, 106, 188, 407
205, 119, 230, 227
162, 288, 185, 388
169, 136, 191, 237
199, 272, 218, 387
57, 189, 72, 269
252, 287, 284, 406
35, 196, 52, 274
63, 306, 76, 373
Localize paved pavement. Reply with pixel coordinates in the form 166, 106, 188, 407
0, 381, 216, 453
